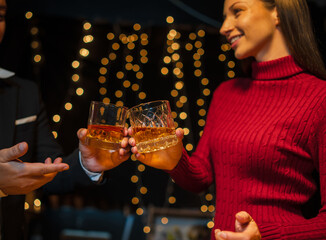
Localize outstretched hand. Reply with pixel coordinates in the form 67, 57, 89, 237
215, 211, 261, 240
128, 127, 184, 170
78, 128, 131, 172
0, 142, 69, 195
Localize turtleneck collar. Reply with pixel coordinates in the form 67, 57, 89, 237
251, 55, 304, 80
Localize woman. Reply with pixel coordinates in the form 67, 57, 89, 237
129, 0, 326, 239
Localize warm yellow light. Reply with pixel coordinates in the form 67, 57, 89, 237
186, 143, 193, 151
166, 16, 174, 24
169, 29, 177, 38
219, 54, 226, 62
99, 67, 107, 75
167, 46, 174, 54
133, 23, 141, 31
112, 43, 120, 50
203, 88, 211, 96
34, 199, 41, 207
207, 221, 215, 229
138, 92, 146, 100
199, 109, 206, 116
172, 53, 180, 61
197, 48, 205, 56
131, 154, 137, 161
53, 115, 60, 123
31, 41, 39, 49
131, 175, 139, 183
72, 60, 80, 68
107, 32, 115, 40
161, 67, 169, 75
206, 193, 213, 201
194, 60, 201, 68
136, 208, 144, 215
127, 42, 135, 50
115, 90, 123, 98
169, 196, 176, 204
183, 128, 190, 135
176, 101, 183, 108
221, 44, 231, 51
125, 63, 133, 70
171, 111, 177, 119
98, 76, 106, 84
175, 81, 184, 90
72, 74, 80, 82
25, 11, 33, 19
201, 78, 209, 85
139, 49, 147, 56
198, 119, 205, 127
201, 205, 208, 212
116, 71, 124, 79
197, 29, 205, 37
34, 55, 41, 63
65, 102, 72, 111
180, 95, 187, 103
143, 226, 151, 234
173, 68, 181, 76
138, 164, 145, 172
103, 98, 110, 104
176, 72, 184, 79
163, 56, 171, 64
131, 197, 139, 205
197, 99, 205, 106
83, 35, 94, 43
228, 61, 235, 68
194, 69, 202, 77
185, 43, 193, 51
51, 131, 58, 139
133, 64, 140, 72
24, 202, 30, 210
228, 70, 235, 78
109, 53, 117, 60
161, 217, 168, 224
101, 58, 109, 65
140, 187, 147, 194
99, 87, 107, 95
140, 33, 148, 40
171, 89, 178, 97
193, 53, 200, 60
171, 42, 180, 50
208, 205, 215, 212
176, 62, 183, 69
189, 32, 196, 40
30, 27, 38, 35
83, 22, 92, 30
141, 39, 149, 46
76, 88, 84, 96
123, 80, 131, 88
179, 112, 187, 120
140, 57, 148, 64
132, 84, 140, 91
199, 130, 203, 137
195, 41, 202, 48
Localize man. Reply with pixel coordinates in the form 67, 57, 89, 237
0, 0, 130, 239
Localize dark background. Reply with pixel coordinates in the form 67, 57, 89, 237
0, 0, 325, 239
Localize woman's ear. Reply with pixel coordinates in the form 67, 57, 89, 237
272, 7, 280, 25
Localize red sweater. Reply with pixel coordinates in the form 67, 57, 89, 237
169, 56, 326, 239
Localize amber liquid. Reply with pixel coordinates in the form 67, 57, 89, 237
86, 124, 124, 150
133, 127, 178, 153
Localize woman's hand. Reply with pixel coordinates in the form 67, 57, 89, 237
78, 128, 130, 172
215, 211, 261, 240
128, 127, 184, 170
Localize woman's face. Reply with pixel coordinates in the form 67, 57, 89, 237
220, 0, 281, 61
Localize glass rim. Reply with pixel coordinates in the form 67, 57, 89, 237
90, 100, 129, 110
128, 100, 169, 112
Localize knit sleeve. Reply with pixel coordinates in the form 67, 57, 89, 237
258, 96, 326, 239
167, 88, 221, 193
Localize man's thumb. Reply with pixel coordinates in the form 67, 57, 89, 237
0, 142, 28, 162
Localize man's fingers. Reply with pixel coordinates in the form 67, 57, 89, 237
26, 162, 69, 175
0, 142, 28, 162
175, 128, 184, 141
77, 128, 88, 144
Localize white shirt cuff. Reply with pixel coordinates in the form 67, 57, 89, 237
79, 151, 103, 182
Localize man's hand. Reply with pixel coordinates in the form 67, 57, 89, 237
128, 127, 184, 170
78, 128, 131, 172
0, 142, 69, 195
215, 211, 261, 240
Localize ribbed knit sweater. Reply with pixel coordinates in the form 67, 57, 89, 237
169, 56, 326, 239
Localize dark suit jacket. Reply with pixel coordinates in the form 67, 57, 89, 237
0, 71, 94, 239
